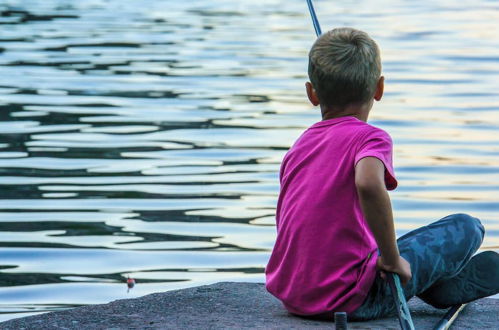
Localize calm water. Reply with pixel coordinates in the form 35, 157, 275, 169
0, 0, 498, 322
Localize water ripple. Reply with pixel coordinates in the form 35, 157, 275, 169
0, 0, 498, 320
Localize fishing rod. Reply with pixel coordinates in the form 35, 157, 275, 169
306, 0, 322, 36
432, 304, 467, 330
387, 273, 416, 330
388, 272, 468, 330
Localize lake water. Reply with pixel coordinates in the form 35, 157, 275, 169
0, 0, 498, 322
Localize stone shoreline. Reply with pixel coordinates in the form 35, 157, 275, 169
0, 282, 497, 329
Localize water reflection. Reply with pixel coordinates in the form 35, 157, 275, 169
0, 0, 498, 321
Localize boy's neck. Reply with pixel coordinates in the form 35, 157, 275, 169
320, 100, 373, 123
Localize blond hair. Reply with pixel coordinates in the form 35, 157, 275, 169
308, 27, 381, 108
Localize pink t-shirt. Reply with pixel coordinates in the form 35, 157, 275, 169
265, 116, 397, 315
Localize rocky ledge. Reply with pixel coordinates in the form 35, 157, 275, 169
0, 282, 497, 329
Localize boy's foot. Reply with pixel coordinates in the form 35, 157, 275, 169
418, 251, 499, 309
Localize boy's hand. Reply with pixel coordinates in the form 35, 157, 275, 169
376, 255, 412, 286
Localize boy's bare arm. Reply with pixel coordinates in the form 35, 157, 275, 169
355, 157, 412, 285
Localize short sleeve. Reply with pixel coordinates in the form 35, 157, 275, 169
354, 128, 398, 190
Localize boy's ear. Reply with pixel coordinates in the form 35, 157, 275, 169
305, 82, 320, 106
374, 76, 384, 101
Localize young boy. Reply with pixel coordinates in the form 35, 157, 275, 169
265, 27, 499, 320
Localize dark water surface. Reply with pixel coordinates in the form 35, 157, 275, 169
0, 0, 498, 321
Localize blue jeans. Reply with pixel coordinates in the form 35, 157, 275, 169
350, 213, 485, 320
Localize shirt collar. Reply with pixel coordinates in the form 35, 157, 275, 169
310, 116, 360, 129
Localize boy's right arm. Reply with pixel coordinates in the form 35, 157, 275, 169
355, 156, 412, 285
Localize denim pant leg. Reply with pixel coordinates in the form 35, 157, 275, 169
350, 213, 484, 321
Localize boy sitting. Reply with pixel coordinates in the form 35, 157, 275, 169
265, 27, 499, 320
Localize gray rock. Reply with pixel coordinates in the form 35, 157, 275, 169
0, 282, 497, 329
